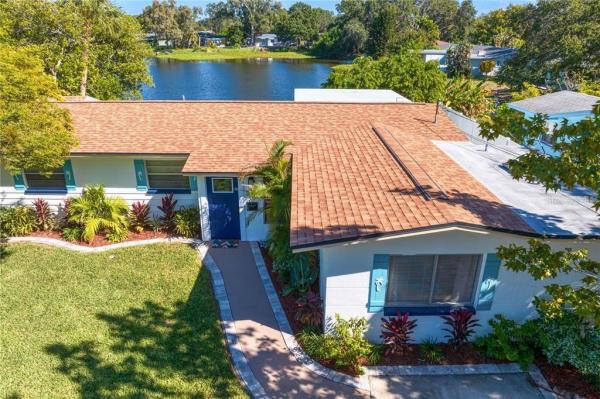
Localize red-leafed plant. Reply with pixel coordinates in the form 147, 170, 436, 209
158, 194, 178, 233
294, 291, 323, 329
32, 198, 53, 231
442, 308, 480, 346
380, 312, 417, 356
130, 201, 151, 233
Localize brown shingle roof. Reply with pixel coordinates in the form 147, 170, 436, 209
61, 101, 533, 247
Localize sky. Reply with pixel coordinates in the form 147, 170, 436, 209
114, 0, 534, 15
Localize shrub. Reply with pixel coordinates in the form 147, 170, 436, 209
475, 315, 540, 370
479, 59, 496, 76
441, 308, 480, 346
420, 337, 443, 364
32, 198, 53, 231
274, 250, 317, 295
130, 201, 151, 233
62, 226, 83, 242
0, 205, 36, 236
174, 207, 200, 238
68, 185, 129, 243
539, 313, 600, 381
380, 312, 417, 356
294, 291, 323, 329
158, 194, 177, 233
298, 315, 376, 375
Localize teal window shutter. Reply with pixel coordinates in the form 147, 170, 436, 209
368, 254, 390, 312
63, 160, 76, 192
477, 253, 502, 311
189, 176, 198, 191
13, 172, 25, 191
133, 160, 148, 191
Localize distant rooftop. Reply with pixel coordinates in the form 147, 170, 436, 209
435, 139, 599, 237
509, 90, 600, 116
294, 89, 411, 103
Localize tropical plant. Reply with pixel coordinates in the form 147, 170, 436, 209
443, 78, 492, 119
158, 194, 178, 233
129, 201, 151, 233
420, 337, 443, 364
510, 82, 542, 101
441, 308, 480, 346
446, 42, 472, 78
62, 226, 83, 242
0, 205, 36, 236
175, 207, 200, 238
475, 314, 541, 370
479, 59, 496, 77
380, 312, 417, 356
32, 198, 53, 231
67, 185, 129, 243
294, 291, 323, 329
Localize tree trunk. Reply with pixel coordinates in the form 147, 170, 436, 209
80, 23, 91, 97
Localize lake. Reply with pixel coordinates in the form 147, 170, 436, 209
142, 58, 339, 101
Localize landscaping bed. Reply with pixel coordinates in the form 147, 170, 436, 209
28, 229, 170, 246
0, 243, 248, 398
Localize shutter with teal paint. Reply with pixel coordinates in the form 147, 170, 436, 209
13, 172, 25, 191
368, 254, 390, 312
63, 160, 76, 192
189, 176, 198, 191
133, 160, 148, 191
476, 253, 502, 311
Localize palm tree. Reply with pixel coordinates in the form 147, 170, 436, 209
68, 184, 129, 242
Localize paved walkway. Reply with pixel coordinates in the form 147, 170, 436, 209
209, 242, 369, 398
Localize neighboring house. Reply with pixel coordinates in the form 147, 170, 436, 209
508, 90, 600, 155
144, 32, 174, 49
255, 33, 278, 48
421, 40, 517, 76
1, 98, 598, 342
198, 31, 226, 47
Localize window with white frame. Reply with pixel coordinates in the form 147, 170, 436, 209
385, 254, 481, 307
146, 160, 189, 190
24, 168, 66, 190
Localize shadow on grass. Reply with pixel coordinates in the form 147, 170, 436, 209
45, 271, 242, 398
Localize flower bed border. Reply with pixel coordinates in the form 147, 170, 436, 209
7, 235, 194, 252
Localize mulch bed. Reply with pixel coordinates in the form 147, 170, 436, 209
261, 247, 600, 397
28, 229, 170, 247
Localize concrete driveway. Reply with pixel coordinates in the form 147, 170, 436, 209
370, 373, 545, 399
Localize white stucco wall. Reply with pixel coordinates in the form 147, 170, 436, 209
318, 227, 600, 343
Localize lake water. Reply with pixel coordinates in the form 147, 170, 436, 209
142, 58, 338, 101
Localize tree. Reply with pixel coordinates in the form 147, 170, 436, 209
469, 5, 528, 48
142, 0, 181, 48
225, 22, 244, 47
510, 82, 541, 101
324, 50, 447, 102
417, 0, 459, 42
367, 3, 399, 57
274, 2, 332, 46
176, 5, 202, 48
480, 105, 600, 325
479, 59, 496, 77
452, 0, 475, 41
0, 44, 77, 175
446, 42, 472, 77
228, 0, 278, 44
443, 78, 491, 118
341, 18, 368, 55
2, 0, 152, 100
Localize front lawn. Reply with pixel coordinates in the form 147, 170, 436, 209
154, 47, 314, 61
0, 243, 247, 398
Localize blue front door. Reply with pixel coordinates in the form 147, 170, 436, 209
206, 177, 241, 239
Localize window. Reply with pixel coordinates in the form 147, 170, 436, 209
24, 168, 66, 191
146, 160, 189, 191
385, 255, 481, 307
212, 178, 233, 193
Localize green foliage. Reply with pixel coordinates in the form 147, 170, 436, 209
61, 226, 83, 242
0, 205, 36, 236
324, 50, 447, 102
479, 60, 496, 76
1, 0, 153, 99
446, 42, 472, 78
510, 82, 542, 101
68, 185, 129, 243
298, 315, 375, 375
539, 313, 600, 381
420, 337, 443, 364
225, 23, 244, 47
469, 5, 528, 48
497, 0, 600, 88
444, 78, 492, 118
174, 207, 200, 238
475, 315, 541, 370
274, 2, 333, 46
579, 80, 600, 97
0, 44, 77, 175
142, 1, 202, 48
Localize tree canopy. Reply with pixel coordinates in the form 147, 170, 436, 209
1, 0, 152, 100
274, 2, 333, 46
0, 44, 77, 175
142, 0, 202, 48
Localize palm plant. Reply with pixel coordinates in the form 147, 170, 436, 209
68, 185, 129, 243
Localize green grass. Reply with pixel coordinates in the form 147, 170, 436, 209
0, 243, 248, 399
154, 47, 314, 61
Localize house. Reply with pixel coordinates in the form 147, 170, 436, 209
508, 90, 600, 155
421, 40, 517, 76
198, 31, 227, 47
1, 99, 598, 342
255, 33, 278, 48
